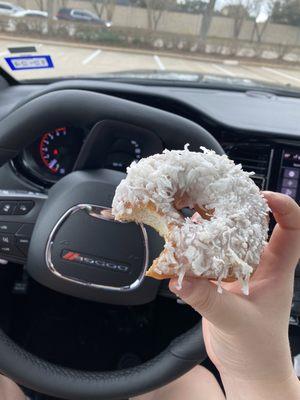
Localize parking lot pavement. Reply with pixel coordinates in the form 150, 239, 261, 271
0, 37, 300, 89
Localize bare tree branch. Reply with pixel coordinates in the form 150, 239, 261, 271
145, 0, 176, 31
250, 0, 274, 43
91, 0, 116, 20
198, 0, 217, 48
34, 0, 45, 11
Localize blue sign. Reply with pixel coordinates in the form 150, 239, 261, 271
4, 55, 54, 71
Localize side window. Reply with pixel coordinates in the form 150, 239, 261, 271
0, 4, 11, 10
83, 11, 93, 18
74, 10, 91, 20
72, 10, 81, 18
75, 11, 84, 16
80, 11, 91, 19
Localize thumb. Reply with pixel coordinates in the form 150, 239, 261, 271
169, 278, 249, 332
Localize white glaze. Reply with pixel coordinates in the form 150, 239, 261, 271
112, 146, 269, 294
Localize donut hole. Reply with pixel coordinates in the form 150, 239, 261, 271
181, 207, 195, 218
174, 195, 213, 222
178, 205, 214, 222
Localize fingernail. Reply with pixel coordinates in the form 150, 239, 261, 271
169, 279, 194, 298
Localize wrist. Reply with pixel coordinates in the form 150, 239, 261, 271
220, 371, 300, 400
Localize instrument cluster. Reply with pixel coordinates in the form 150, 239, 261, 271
15, 125, 155, 186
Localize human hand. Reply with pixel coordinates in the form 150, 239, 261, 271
169, 192, 300, 399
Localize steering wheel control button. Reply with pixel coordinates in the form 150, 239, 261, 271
0, 245, 12, 254
0, 222, 22, 234
13, 201, 34, 215
16, 224, 34, 237
0, 201, 17, 215
0, 234, 13, 245
16, 237, 30, 256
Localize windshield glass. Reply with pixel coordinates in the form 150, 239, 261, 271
0, 0, 300, 90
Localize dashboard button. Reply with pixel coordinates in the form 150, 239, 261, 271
14, 201, 34, 215
0, 222, 22, 234
0, 201, 17, 215
16, 224, 34, 236
0, 245, 12, 254
0, 244, 24, 259
15, 237, 30, 255
0, 234, 13, 245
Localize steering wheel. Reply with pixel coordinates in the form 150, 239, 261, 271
0, 89, 224, 400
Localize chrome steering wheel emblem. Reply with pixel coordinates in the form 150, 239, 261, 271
45, 204, 149, 291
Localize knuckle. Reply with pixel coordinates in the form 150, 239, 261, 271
189, 286, 216, 315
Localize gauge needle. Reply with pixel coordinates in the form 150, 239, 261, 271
48, 159, 57, 169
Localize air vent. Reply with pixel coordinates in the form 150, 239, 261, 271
223, 143, 273, 190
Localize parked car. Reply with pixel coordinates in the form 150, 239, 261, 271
13, 9, 48, 18
0, 1, 24, 15
56, 7, 112, 27
7, 9, 48, 34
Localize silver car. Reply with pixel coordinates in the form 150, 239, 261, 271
0, 1, 24, 15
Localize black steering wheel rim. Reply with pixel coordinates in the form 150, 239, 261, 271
0, 89, 224, 399
0, 321, 205, 400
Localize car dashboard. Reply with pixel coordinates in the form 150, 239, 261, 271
0, 78, 300, 321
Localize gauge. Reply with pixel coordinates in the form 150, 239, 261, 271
39, 127, 82, 177
18, 126, 84, 186
104, 138, 142, 171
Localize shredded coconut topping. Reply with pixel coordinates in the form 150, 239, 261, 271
112, 146, 269, 295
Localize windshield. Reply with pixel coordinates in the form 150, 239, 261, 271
0, 0, 300, 90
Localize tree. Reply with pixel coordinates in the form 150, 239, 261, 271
47, 1, 55, 18
143, 0, 176, 31
60, 0, 70, 7
221, 1, 250, 39
177, 0, 208, 14
46, 0, 55, 33
271, 0, 300, 26
91, 0, 106, 18
91, 0, 116, 21
198, 0, 217, 48
145, 0, 165, 30
250, 0, 274, 43
34, 0, 46, 10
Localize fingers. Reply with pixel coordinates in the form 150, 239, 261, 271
262, 192, 300, 270
263, 191, 300, 230
169, 278, 249, 332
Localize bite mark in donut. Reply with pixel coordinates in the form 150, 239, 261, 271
112, 146, 269, 295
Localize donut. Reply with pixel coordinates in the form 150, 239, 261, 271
112, 146, 269, 295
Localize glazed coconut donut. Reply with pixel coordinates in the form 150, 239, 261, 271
112, 146, 269, 294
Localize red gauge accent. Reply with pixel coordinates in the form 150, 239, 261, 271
39, 131, 55, 172
39, 127, 68, 175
